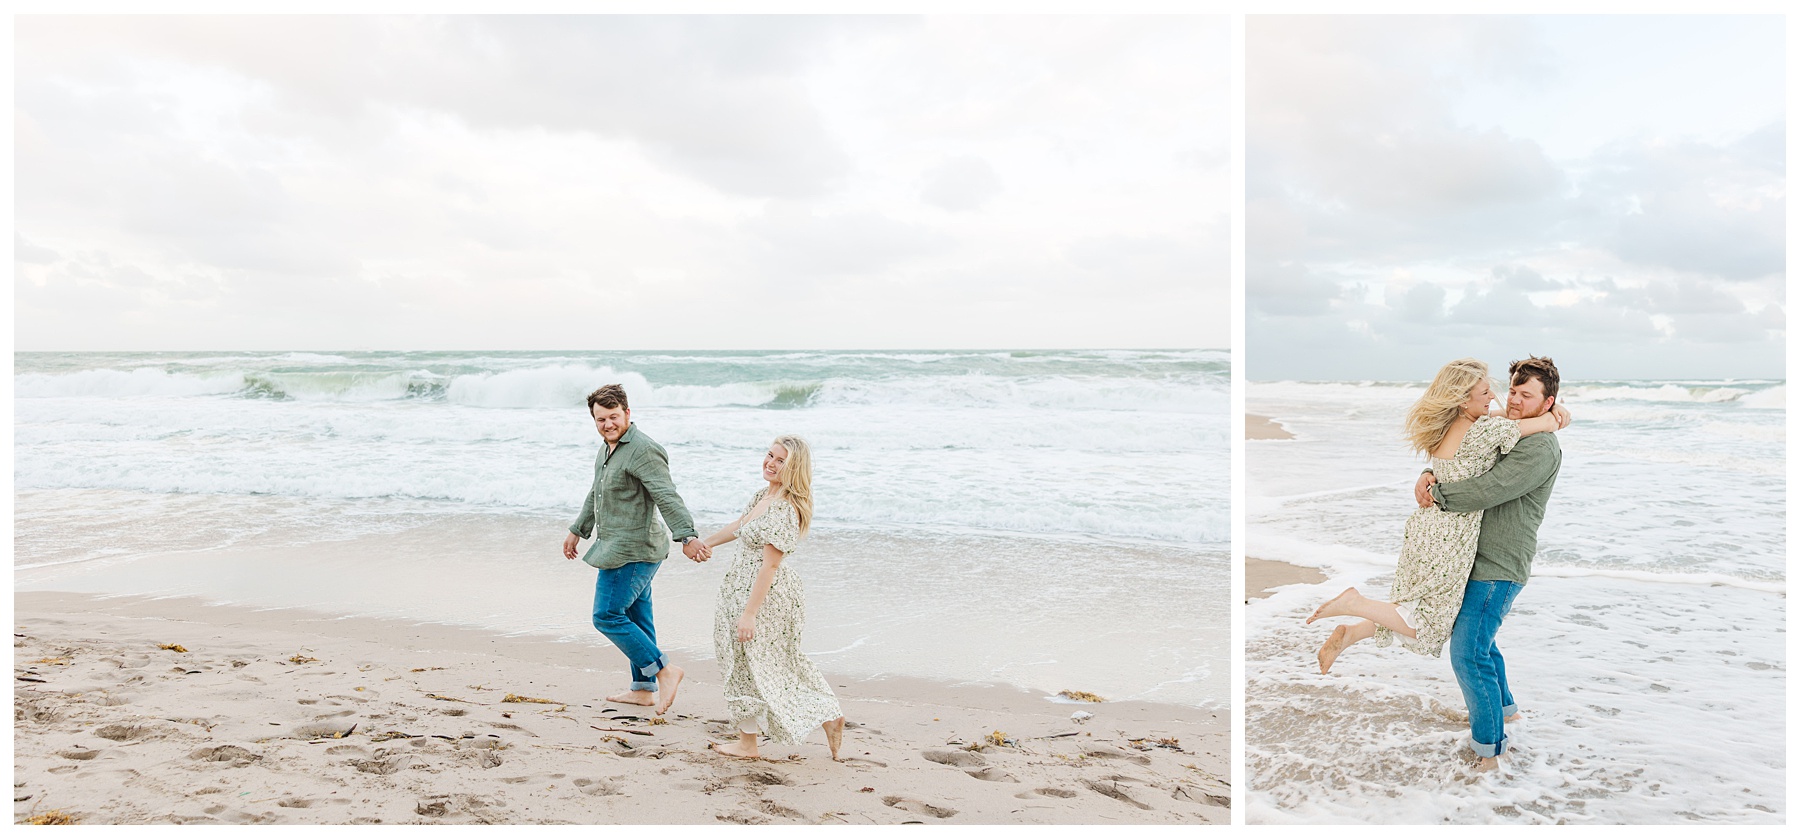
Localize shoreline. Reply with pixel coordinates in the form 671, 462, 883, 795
13, 590, 1228, 825
1245, 414, 1293, 441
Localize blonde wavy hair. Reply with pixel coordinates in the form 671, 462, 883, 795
770, 434, 813, 536
1404, 358, 1492, 455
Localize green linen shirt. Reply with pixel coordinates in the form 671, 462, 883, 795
568, 424, 699, 570
1428, 432, 1562, 585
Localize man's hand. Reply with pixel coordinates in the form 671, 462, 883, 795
683, 539, 711, 562
1414, 472, 1438, 508
1550, 402, 1572, 429
563, 532, 581, 560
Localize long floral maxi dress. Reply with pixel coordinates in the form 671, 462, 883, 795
1374, 415, 1522, 657
713, 488, 842, 743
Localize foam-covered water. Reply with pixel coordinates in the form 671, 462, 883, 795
14, 349, 1229, 708
1246, 379, 1784, 823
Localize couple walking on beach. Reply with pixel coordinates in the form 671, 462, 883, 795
1307, 356, 1566, 771
559, 384, 846, 761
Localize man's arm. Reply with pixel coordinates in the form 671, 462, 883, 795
1430, 437, 1559, 514
628, 446, 699, 542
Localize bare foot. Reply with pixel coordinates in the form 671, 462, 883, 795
823, 716, 845, 761
1505, 712, 1521, 723
712, 740, 759, 760
1474, 756, 1500, 772
606, 689, 656, 707
1317, 625, 1351, 674
1308, 587, 1361, 624
653, 665, 684, 716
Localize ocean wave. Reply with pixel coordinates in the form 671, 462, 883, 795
1566, 383, 1783, 406
18, 364, 1223, 413
14, 368, 246, 398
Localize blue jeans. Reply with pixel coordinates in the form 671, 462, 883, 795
1449, 579, 1521, 758
592, 560, 664, 691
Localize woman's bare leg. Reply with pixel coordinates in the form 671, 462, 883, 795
1318, 619, 1376, 674
823, 716, 845, 761
1307, 587, 1416, 638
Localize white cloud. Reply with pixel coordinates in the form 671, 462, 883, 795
1247, 15, 1784, 380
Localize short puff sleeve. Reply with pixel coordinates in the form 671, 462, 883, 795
1469, 415, 1522, 457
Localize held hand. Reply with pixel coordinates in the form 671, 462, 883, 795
563, 532, 580, 560
736, 612, 756, 643
1413, 472, 1438, 508
1550, 402, 1572, 429
682, 539, 711, 562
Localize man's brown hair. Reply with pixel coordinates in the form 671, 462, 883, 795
586, 384, 629, 413
1508, 356, 1559, 405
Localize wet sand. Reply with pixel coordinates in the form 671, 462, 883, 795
1246, 415, 1294, 441
1244, 558, 1325, 602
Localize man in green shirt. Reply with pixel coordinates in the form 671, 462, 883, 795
561, 384, 709, 716
1414, 356, 1563, 771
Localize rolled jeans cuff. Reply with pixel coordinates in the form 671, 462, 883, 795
1468, 734, 1507, 758
630, 658, 663, 692
1501, 703, 1518, 722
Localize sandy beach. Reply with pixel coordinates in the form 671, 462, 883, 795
1243, 558, 1324, 602
1245, 414, 1293, 441
13, 591, 1229, 825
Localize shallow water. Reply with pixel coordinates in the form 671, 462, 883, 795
1246, 379, 1785, 823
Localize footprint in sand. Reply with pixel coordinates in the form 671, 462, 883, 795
94, 723, 156, 742
55, 749, 101, 761
757, 799, 808, 821
277, 798, 313, 809
921, 749, 1015, 782
572, 777, 623, 797
1081, 778, 1152, 810
188, 745, 262, 768
1079, 745, 1152, 766
290, 722, 358, 740
1020, 787, 1079, 799
839, 757, 887, 768
920, 749, 986, 768
95, 694, 132, 707
722, 769, 793, 789
882, 796, 957, 818
716, 812, 772, 825
964, 766, 1019, 783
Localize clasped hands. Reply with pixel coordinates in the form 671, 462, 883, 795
683, 539, 712, 562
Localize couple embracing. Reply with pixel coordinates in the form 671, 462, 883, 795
1307, 356, 1566, 771
559, 384, 845, 761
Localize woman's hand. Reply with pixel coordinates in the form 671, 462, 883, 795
736, 612, 756, 643
1551, 402, 1572, 429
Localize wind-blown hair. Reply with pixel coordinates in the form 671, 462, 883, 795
1404, 358, 1491, 455
771, 434, 813, 536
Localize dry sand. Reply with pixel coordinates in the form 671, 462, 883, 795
12, 591, 1228, 825
1244, 558, 1325, 602
1245, 415, 1293, 441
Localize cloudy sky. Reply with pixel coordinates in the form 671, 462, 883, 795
14, 15, 1230, 352
1247, 16, 1785, 381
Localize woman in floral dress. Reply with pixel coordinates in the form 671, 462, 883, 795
692, 434, 846, 760
1307, 358, 1568, 674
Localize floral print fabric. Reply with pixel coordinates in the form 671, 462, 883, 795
1375, 415, 1523, 657
713, 488, 842, 743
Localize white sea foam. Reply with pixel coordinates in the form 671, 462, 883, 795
1246, 380, 1785, 823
